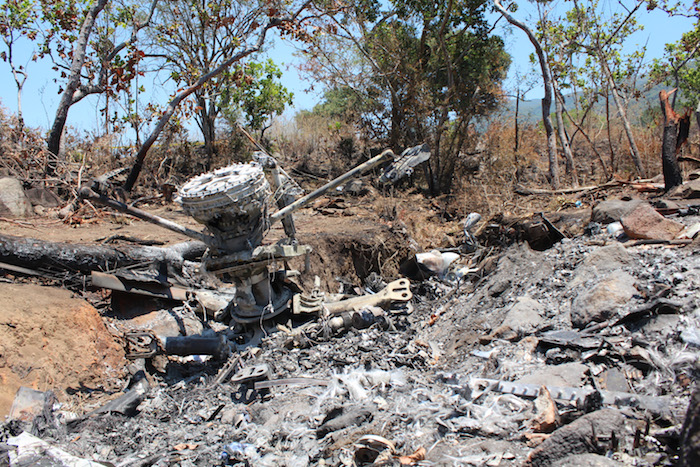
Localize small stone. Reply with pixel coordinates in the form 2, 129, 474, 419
531, 386, 560, 433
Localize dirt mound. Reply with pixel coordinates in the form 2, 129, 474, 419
0, 284, 127, 417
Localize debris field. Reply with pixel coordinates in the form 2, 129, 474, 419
1, 167, 700, 467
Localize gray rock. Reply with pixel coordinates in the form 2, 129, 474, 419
0, 177, 32, 217
568, 244, 632, 290
669, 178, 700, 199
580, 243, 632, 271
24, 187, 62, 208
570, 272, 637, 329
500, 296, 544, 334
591, 199, 645, 224
526, 409, 629, 466
517, 362, 589, 388
551, 453, 621, 467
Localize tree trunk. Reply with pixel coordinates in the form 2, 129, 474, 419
514, 89, 520, 154
600, 56, 645, 178
46, 0, 109, 173
494, 0, 559, 189
659, 90, 683, 191
553, 84, 578, 186
0, 233, 206, 275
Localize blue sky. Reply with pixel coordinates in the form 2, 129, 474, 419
0, 2, 695, 137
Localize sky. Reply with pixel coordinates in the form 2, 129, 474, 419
0, 1, 695, 139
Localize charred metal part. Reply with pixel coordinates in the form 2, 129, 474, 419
88, 377, 150, 417
163, 335, 230, 360
293, 279, 411, 316
326, 279, 411, 316
471, 378, 672, 415
253, 152, 302, 240
253, 377, 330, 389
91, 271, 189, 301
230, 364, 270, 384
124, 331, 160, 359
79, 187, 217, 247
269, 149, 395, 225
177, 163, 271, 252
380, 144, 431, 185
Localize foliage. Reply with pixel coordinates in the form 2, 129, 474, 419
222, 59, 294, 139
303, 0, 510, 194
649, 0, 700, 107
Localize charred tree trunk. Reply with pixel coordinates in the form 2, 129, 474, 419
659, 90, 683, 191
0, 234, 206, 275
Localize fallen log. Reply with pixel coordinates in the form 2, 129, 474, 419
0, 233, 207, 275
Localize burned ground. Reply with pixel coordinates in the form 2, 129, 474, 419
1, 181, 700, 466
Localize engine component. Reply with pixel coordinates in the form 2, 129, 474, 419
177, 163, 271, 252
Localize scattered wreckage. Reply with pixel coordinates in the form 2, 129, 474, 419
3, 149, 700, 465
1, 145, 430, 360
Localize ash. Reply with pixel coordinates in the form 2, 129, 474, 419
3, 229, 700, 467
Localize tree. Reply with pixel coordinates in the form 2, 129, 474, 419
0, 0, 38, 132
222, 59, 293, 142
121, 0, 316, 192
147, 0, 268, 167
41, 0, 158, 174
305, 0, 510, 194
495, 0, 560, 188
649, 2, 700, 109
565, 0, 647, 177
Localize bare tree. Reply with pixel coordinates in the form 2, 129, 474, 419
494, 0, 560, 189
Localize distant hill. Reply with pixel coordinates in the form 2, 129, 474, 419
494, 81, 687, 126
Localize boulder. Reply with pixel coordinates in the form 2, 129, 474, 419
591, 199, 644, 224
0, 177, 32, 218
621, 203, 685, 241
500, 296, 545, 335
526, 409, 629, 466
571, 272, 637, 329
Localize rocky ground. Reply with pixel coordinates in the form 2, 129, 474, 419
1, 178, 700, 466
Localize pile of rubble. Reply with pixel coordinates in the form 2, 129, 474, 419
2, 163, 700, 465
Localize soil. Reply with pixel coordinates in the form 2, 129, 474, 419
0, 283, 126, 417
